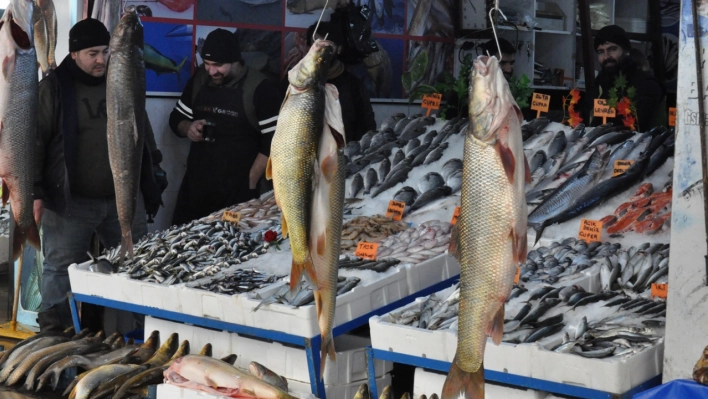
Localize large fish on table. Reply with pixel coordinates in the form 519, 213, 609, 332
309, 83, 346, 377
0, 0, 41, 259
442, 55, 528, 399
106, 6, 145, 261
267, 40, 334, 290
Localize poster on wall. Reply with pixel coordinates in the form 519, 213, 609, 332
195, 26, 282, 82
404, 39, 453, 96
353, 38, 404, 99
370, 0, 405, 34
197, 0, 282, 26
285, 1, 343, 28
406, 0, 454, 37
143, 21, 193, 96
125, 0, 195, 19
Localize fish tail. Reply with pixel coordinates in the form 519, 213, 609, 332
289, 256, 317, 292
441, 356, 484, 399
119, 232, 134, 263
532, 222, 547, 246
314, 290, 337, 379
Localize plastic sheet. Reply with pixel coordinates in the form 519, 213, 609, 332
634, 379, 708, 399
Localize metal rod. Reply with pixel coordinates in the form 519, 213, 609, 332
312, 0, 330, 43
691, 0, 708, 286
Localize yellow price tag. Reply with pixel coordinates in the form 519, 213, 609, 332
531, 92, 550, 117
578, 219, 603, 243
222, 210, 242, 224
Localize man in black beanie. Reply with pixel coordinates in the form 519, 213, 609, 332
34, 18, 165, 331
169, 28, 282, 225
581, 25, 665, 131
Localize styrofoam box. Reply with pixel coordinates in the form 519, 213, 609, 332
157, 383, 317, 399
145, 316, 392, 386
287, 373, 391, 399
414, 367, 550, 399
405, 254, 459, 294
533, 335, 664, 394
240, 265, 409, 337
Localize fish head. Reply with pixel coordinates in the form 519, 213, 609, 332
468, 55, 522, 143
288, 39, 334, 90
248, 361, 266, 378
110, 5, 144, 50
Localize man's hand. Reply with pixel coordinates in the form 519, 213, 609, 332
179, 119, 206, 142
33, 199, 43, 227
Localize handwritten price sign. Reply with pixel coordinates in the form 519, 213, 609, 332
450, 206, 461, 225
594, 99, 616, 124
355, 242, 379, 261
578, 219, 603, 242
612, 160, 634, 177
531, 92, 550, 118
651, 283, 668, 299
668, 107, 676, 127
222, 211, 242, 224
386, 200, 406, 221
421, 93, 442, 116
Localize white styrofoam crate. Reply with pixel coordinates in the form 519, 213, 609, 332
414, 367, 550, 399
405, 254, 459, 294
534, 336, 664, 395
287, 373, 391, 399
241, 265, 409, 337
157, 383, 317, 399
145, 317, 392, 386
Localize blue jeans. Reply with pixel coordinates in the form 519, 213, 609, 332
40, 194, 147, 323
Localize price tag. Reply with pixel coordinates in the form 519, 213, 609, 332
513, 266, 521, 284
450, 206, 461, 225
593, 99, 616, 124
386, 200, 406, 221
578, 219, 603, 242
355, 242, 379, 261
651, 283, 668, 299
530, 92, 550, 118
222, 210, 242, 224
668, 107, 676, 127
612, 160, 634, 177
421, 93, 442, 116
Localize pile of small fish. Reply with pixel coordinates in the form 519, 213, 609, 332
521, 238, 622, 285
387, 283, 459, 330
523, 120, 675, 242
351, 383, 435, 399
340, 215, 409, 253
374, 220, 452, 264
601, 182, 672, 235
254, 276, 361, 310
191, 268, 283, 295
107, 219, 280, 285
339, 256, 401, 273
0, 205, 9, 236
388, 166, 461, 214
206, 191, 281, 229
599, 242, 670, 293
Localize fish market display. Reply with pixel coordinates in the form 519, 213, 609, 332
208, 191, 281, 229
373, 220, 451, 264
106, 6, 146, 260
340, 215, 409, 254
601, 182, 672, 235
441, 55, 527, 398
108, 219, 280, 285
0, 0, 41, 259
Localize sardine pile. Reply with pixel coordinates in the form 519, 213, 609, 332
205, 191, 281, 229
191, 268, 284, 295
108, 219, 281, 285
374, 220, 452, 264
599, 242, 670, 292
0, 205, 9, 236
601, 182, 672, 235
387, 283, 459, 330
340, 215, 409, 253
254, 276, 361, 309
338, 256, 401, 273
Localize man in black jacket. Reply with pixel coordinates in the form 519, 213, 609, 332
34, 19, 164, 331
581, 25, 665, 131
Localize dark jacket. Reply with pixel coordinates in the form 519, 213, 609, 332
35, 55, 162, 216
582, 57, 665, 132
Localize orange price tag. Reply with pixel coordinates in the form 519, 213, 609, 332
386, 200, 406, 221
593, 99, 616, 124
668, 107, 676, 127
450, 206, 461, 225
530, 92, 550, 118
222, 210, 242, 224
578, 219, 603, 242
355, 242, 379, 261
421, 93, 442, 116
651, 283, 668, 299
612, 160, 634, 177
513, 266, 521, 284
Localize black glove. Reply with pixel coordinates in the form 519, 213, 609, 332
153, 163, 168, 194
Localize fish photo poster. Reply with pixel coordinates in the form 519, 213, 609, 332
406, 0, 454, 37
404, 39, 454, 96
197, 0, 282, 26
142, 21, 193, 95
353, 38, 404, 99
284, 0, 348, 28
368, 0, 405, 34
195, 26, 282, 82
124, 0, 195, 19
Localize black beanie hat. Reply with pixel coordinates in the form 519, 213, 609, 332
594, 25, 631, 53
201, 29, 242, 64
69, 18, 110, 52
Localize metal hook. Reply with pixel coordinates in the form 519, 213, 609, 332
488, 1, 508, 60
313, 0, 330, 43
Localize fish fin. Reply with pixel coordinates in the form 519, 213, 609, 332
532, 223, 547, 246
11, 221, 24, 261
441, 356, 484, 399
511, 228, 527, 264
495, 140, 516, 184
321, 154, 337, 183
281, 216, 288, 238
448, 223, 460, 261
488, 306, 504, 345
316, 231, 326, 257
320, 331, 336, 379
314, 290, 323, 319
2, 52, 15, 80
328, 125, 345, 148
1, 180, 8, 206
289, 256, 317, 291
265, 157, 273, 180
524, 154, 532, 183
